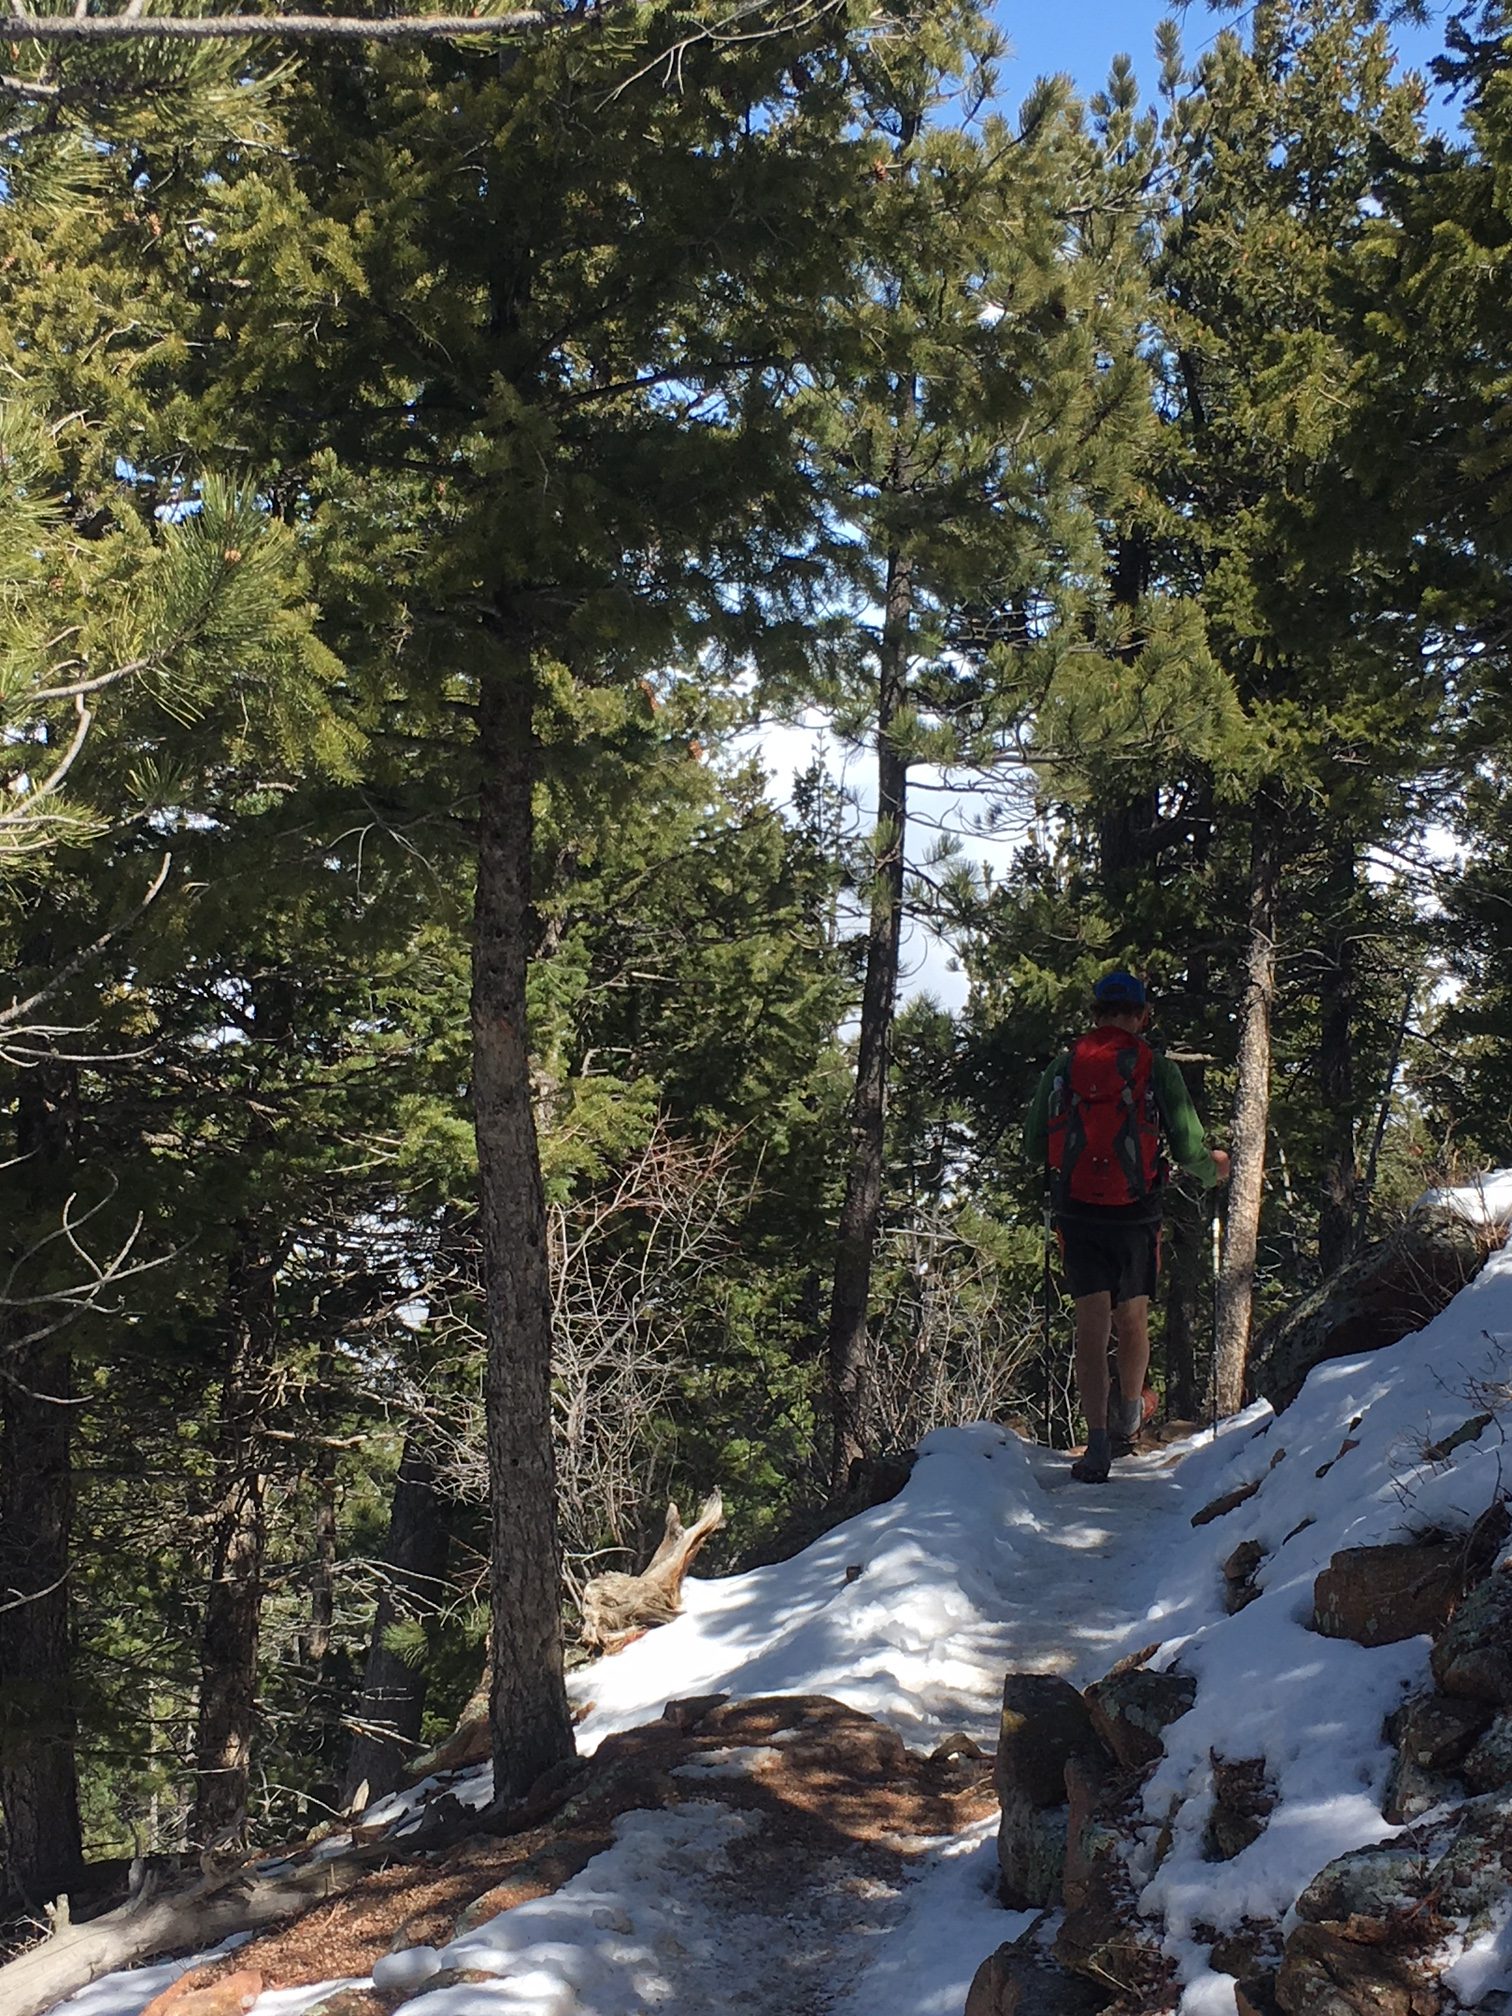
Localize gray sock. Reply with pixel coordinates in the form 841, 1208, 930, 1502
1111, 1391, 1143, 1439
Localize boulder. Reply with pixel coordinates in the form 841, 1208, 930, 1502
1250, 1200, 1506, 1409
1431, 1571, 1512, 1706
1224, 1541, 1267, 1615
997, 1788, 1069, 1909
1205, 1756, 1275, 1861
1062, 1750, 1115, 1910
1295, 1842, 1428, 1927
141, 1975, 264, 2016
1424, 1788, 1512, 1927
996, 1673, 1102, 1809
1463, 1712, 1512, 1794
1387, 1692, 1494, 1772
1055, 1771, 1166, 1997
1192, 1479, 1262, 1529
1312, 1543, 1462, 1648
1298, 1791, 1512, 1941
1275, 1924, 1440, 2016
1382, 1752, 1459, 1826
965, 1945, 1109, 2016
1084, 1667, 1197, 1770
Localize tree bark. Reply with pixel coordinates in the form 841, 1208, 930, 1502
1318, 829, 1358, 1276
0, 1340, 85, 1910
340, 1440, 451, 1808
0, 1051, 85, 1908
825, 541, 912, 1498
473, 647, 574, 1803
192, 1236, 279, 1846
1214, 795, 1282, 1415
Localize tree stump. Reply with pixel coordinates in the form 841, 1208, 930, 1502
580, 1493, 724, 1653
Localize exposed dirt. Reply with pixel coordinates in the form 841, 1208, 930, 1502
166, 1694, 996, 2011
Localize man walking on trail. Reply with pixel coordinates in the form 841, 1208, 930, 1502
1024, 970, 1230, 1484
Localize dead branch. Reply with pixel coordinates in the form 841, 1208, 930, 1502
579, 1489, 724, 1652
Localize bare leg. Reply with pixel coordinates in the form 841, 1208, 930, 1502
1074, 1292, 1114, 1434
1113, 1296, 1151, 1425
1110, 1299, 1151, 1439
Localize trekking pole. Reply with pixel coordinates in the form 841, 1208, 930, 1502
1042, 1174, 1056, 1446
1210, 1197, 1222, 1442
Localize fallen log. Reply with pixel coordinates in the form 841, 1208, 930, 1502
580, 1491, 724, 1653
0, 1852, 373, 2016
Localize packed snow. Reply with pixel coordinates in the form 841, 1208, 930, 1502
48, 1184, 1512, 2016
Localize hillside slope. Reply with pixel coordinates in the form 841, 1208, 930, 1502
44, 1193, 1512, 2016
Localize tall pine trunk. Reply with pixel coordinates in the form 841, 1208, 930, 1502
0, 1052, 85, 1907
473, 649, 574, 1801
825, 544, 912, 1497
1214, 795, 1281, 1414
192, 1237, 278, 1844
341, 1440, 450, 1807
0, 1341, 84, 1908
1318, 830, 1358, 1276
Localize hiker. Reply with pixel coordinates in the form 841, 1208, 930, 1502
1024, 970, 1230, 1484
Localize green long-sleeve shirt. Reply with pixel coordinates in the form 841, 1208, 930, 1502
1023, 1041, 1221, 1212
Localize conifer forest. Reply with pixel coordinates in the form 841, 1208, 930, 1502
3, 0, 1512, 1934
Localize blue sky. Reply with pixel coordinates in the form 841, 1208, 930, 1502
992, 0, 1455, 119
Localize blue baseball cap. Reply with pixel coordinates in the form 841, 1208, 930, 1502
1093, 969, 1147, 1009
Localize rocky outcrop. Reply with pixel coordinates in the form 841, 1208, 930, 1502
1249, 1201, 1506, 1409
996, 1675, 1098, 1809
1205, 1757, 1276, 1862
1275, 1924, 1440, 2016
994, 1674, 1100, 1908
965, 1943, 1108, 2016
1083, 1666, 1196, 1770
1312, 1543, 1463, 1648
1431, 1568, 1512, 1704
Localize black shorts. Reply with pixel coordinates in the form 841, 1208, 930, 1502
1056, 1217, 1161, 1305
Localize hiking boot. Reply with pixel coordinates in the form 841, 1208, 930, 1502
1070, 1430, 1112, 1484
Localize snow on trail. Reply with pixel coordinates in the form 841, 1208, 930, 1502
50, 1186, 1512, 2016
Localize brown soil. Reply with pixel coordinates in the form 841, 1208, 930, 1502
170, 1694, 996, 2009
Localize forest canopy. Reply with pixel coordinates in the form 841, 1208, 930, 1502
2, 0, 1511, 1916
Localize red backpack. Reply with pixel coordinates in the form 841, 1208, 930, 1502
1047, 1027, 1163, 1209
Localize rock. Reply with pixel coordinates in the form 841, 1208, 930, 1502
997, 1786, 1069, 1908
1192, 1479, 1262, 1528
1425, 1788, 1512, 1927
1236, 1977, 1283, 2016
141, 1974, 265, 2016
1432, 1571, 1512, 1705
1298, 1792, 1512, 1941
1205, 1756, 1275, 1861
1062, 1750, 1115, 1910
1382, 1751, 1460, 1825
997, 1673, 1102, 1809
1224, 1541, 1267, 1614
303, 1996, 390, 2016
1387, 1693, 1494, 1772
1312, 1544, 1462, 1648
1084, 1666, 1197, 1770
1463, 1712, 1512, 1793
1275, 1924, 1440, 2016
1295, 1842, 1428, 1926
964, 1945, 1109, 2016
1055, 1772, 1166, 1997
1056, 1886, 1166, 1998
1421, 1414, 1495, 1464
661, 1692, 730, 1731
1250, 1199, 1506, 1409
